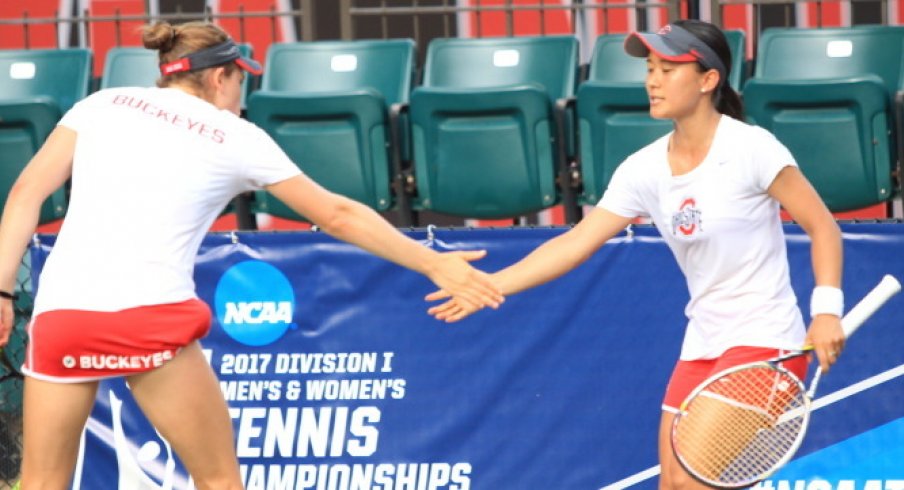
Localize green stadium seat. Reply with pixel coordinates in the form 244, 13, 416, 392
100, 46, 159, 89
0, 101, 67, 223
723, 30, 746, 92
0, 48, 92, 113
406, 36, 578, 219
575, 30, 745, 205
0, 48, 91, 224
575, 34, 669, 206
246, 39, 416, 222
743, 26, 904, 212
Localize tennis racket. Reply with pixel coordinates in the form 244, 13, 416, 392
670, 274, 901, 488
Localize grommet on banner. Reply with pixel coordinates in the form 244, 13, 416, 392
426, 224, 436, 247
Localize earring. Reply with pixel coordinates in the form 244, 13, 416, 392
700, 88, 707, 93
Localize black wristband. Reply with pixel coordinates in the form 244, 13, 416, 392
0, 290, 18, 301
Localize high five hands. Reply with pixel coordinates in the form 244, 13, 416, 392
426, 266, 501, 323
425, 250, 503, 322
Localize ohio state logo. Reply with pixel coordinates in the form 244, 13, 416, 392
671, 198, 703, 236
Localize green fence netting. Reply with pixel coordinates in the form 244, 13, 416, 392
0, 255, 32, 489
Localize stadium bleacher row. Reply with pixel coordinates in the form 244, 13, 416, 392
1, 25, 903, 229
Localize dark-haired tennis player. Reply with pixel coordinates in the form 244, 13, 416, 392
428, 19, 844, 490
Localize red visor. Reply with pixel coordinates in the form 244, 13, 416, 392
160, 40, 263, 76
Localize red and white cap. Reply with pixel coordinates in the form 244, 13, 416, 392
624, 24, 727, 85
160, 39, 263, 76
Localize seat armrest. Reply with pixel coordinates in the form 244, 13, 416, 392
895, 90, 904, 194
742, 75, 888, 110
554, 95, 580, 223
389, 101, 415, 227
410, 84, 550, 113
246, 88, 386, 119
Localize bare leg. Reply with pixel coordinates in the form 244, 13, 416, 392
664, 399, 773, 489
127, 342, 242, 490
20, 377, 99, 490
658, 411, 711, 490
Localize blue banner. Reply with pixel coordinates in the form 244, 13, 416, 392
28, 223, 904, 490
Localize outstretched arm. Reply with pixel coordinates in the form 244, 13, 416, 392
428, 207, 634, 322
769, 165, 843, 371
266, 174, 504, 312
0, 127, 76, 345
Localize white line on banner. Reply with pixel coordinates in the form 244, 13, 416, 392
811, 362, 904, 411
598, 465, 661, 490
597, 362, 904, 490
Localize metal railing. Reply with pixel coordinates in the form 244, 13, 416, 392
0, 1, 317, 49
339, 0, 680, 44
1, 0, 897, 55
0, 0, 680, 51
710, 0, 894, 33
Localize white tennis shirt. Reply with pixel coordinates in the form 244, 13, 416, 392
599, 115, 806, 360
33, 87, 301, 315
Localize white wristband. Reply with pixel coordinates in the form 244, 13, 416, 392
810, 286, 844, 318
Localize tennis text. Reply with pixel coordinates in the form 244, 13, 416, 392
240, 462, 472, 490
229, 406, 381, 458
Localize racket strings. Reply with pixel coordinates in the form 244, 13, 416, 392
673, 366, 808, 485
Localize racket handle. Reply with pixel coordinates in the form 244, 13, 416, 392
841, 274, 901, 338
806, 365, 823, 399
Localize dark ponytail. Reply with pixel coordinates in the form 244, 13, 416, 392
672, 19, 745, 121
715, 82, 744, 121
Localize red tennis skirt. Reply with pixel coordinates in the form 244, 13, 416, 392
662, 346, 809, 412
23, 299, 211, 383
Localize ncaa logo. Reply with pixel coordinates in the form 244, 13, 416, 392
214, 260, 296, 346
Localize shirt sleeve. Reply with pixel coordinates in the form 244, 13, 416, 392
597, 157, 645, 219
751, 129, 798, 192
238, 123, 303, 190
57, 93, 96, 132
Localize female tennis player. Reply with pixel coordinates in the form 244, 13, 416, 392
428, 20, 844, 490
0, 21, 502, 490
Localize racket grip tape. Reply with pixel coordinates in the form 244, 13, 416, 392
841, 274, 901, 338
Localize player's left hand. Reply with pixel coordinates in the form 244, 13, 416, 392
423, 251, 503, 322
425, 294, 484, 323
805, 314, 845, 372
0, 297, 14, 347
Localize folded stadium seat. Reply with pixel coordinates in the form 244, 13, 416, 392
406, 36, 579, 220
100, 46, 159, 89
575, 30, 745, 206
246, 39, 416, 224
723, 30, 746, 92
743, 26, 904, 213
0, 48, 92, 223
0, 48, 92, 114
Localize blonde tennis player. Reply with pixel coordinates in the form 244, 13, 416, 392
0, 21, 502, 490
